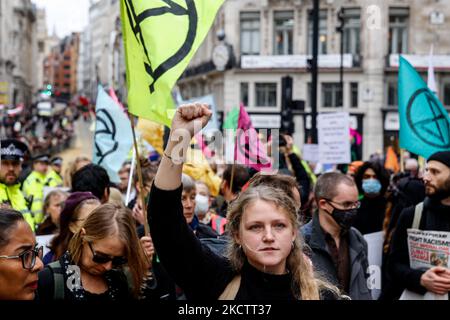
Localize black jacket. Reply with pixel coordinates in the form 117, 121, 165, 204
353, 196, 387, 235
148, 184, 338, 300
302, 213, 372, 300
386, 197, 450, 299
136, 225, 177, 301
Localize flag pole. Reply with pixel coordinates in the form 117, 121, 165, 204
230, 121, 238, 192
131, 115, 150, 236
418, 156, 426, 175
230, 161, 236, 193
125, 148, 136, 206
400, 149, 405, 173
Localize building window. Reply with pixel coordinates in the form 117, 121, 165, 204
343, 8, 360, 55
308, 10, 328, 55
350, 82, 358, 108
389, 8, 409, 54
443, 83, 450, 106
255, 83, 277, 107
240, 82, 249, 107
274, 11, 294, 55
240, 12, 260, 55
38, 41, 44, 53
322, 83, 342, 107
387, 81, 398, 107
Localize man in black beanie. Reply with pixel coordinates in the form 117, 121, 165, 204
386, 151, 450, 300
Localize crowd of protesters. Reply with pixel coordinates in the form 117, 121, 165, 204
0, 101, 78, 158
1, 103, 450, 301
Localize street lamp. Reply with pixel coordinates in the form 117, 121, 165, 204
336, 8, 345, 105
309, 0, 320, 144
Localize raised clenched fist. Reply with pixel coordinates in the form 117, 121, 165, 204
170, 103, 212, 139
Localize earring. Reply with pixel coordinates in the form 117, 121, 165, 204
292, 242, 295, 249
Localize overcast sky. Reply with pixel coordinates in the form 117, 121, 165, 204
32, 0, 90, 38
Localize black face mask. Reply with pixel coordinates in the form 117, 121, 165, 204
329, 208, 358, 231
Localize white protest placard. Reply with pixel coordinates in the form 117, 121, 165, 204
318, 112, 351, 164
364, 231, 384, 270
400, 289, 448, 300
36, 235, 55, 257
364, 231, 384, 300
399, 229, 450, 300
302, 144, 319, 163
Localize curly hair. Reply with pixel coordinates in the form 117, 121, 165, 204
354, 161, 390, 196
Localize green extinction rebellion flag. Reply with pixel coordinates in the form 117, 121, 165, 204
121, 0, 224, 127
398, 56, 450, 158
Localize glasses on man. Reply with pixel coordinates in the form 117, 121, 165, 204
0, 245, 43, 270
324, 199, 361, 210
87, 242, 127, 266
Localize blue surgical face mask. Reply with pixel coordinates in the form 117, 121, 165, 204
362, 179, 382, 195
194, 194, 209, 216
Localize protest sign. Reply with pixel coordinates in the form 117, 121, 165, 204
318, 112, 351, 164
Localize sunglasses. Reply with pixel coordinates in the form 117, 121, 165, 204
87, 242, 127, 266
0, 245, 43, 270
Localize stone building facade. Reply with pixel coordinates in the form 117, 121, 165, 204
0, 0, 37, 106
177, 0, 450, 160
78, 0, 125, 101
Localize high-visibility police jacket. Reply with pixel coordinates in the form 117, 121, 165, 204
22, 171, 48, 226
46, 169, 63, 187
0, 183, 35, 231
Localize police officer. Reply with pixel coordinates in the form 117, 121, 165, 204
22, 154, 51, 226
47, 156, 63, 187
0, 139, 35, 231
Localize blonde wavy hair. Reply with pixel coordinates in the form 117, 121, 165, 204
68, 203, 147, 297
226, 185, 341, 300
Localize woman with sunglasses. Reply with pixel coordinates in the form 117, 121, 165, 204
0, 208, 44, 300
37, 203, 148, 300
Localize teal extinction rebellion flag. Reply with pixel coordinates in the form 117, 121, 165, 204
398, 56, 450, 158
93, 85, 133, 183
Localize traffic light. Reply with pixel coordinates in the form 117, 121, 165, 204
281, 108, 294, 135
336, 9, 345, 33
42, 84, 53, 96
281, 76, 295, 135
281, 76, 293, 110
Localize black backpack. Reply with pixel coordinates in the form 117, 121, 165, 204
200, 236, 229, 257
